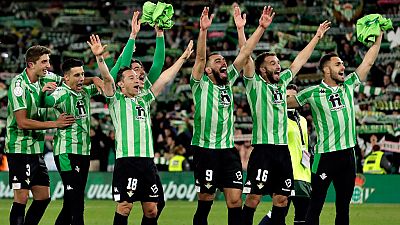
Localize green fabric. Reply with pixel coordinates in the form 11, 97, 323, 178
141, 1, 174, 29
356, 14, 393, 47
59, 154, 72, 171
147, 36, 165, 84
110, 39, 135, 80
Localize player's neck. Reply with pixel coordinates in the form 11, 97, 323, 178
322, 77, 338, 87
25, 68, 39, 83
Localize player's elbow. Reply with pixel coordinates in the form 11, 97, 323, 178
16, 120, 29, 130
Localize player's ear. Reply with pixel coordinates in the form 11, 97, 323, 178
27, 62, 34, 68
205, 67, 212, 75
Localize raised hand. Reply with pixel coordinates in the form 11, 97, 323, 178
315, 20, 331, 39
55, 113, 75, 128
41, 82, 57, 93
259, 6, 275, 29
181, 40, 194, 60
131, 11, 141, 38
200, 7, 214, 31
87, 34, 107, 56
233, 6, 246, 30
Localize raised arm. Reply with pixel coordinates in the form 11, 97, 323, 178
147, 25, 165, 84
87, 34, 116, 97
356, 32, 383, 81
233, 5, 254, 77
110, 11, 141, 80
192, 7, 214, 80
151, 40, 193, 97
290, 21, 331, 76
233, 6, 275, 72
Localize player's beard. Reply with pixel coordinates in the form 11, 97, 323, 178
265, 69, 278, 84
330, 69, 344, 84
212, 69, 228, 86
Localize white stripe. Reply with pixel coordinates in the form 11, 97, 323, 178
209, 87, 219, 149
126, 100, 135, 156
199, 81, 208, 147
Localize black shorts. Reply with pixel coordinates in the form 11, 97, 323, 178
112, 157, 162, 203
7, 153, 50, 190
244, 145, 294, 196
54, 154, 90, 194
193, 146, 243, 194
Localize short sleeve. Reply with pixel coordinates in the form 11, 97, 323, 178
279, 69, 293, 88
85, 84, 99, 97
9, 78, 27, 112
344, 72, 361, 87
228, 64, 240, 85
141, 89, 155, 104
295, 87, 313, 106
42, 72, 63, 85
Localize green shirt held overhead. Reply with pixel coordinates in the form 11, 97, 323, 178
244, 69, 293, 145
296, 72, 361, 154
43, 83, 98, 156
190, 64, 239, 149
107, 89, 155, 158
6, 70, 62, 154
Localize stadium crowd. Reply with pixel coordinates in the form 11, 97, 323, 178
0, 0, 399, 174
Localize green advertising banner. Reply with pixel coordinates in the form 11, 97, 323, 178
0, 172, 399, 203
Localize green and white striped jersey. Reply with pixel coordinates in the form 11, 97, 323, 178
190, 64, 239, 149
44, 83, 98, 155
296, 72, 361, 154
6, 70, 62, 154
244, 69, 293, 145
107, 89, 155, 158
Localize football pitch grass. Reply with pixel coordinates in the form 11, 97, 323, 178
1, 199, 399, 225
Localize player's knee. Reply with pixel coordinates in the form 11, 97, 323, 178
116, 202, 132, 216
14, 190, 29, 204
272, 195, 288, 207
198, 193, 215, 201
226, 196, 242, 208
245, 194, 261, 208
144, 206, 158, 218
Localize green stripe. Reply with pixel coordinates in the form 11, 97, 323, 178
312, 153, 321, 173
65, 97, 73, 153
191, 83, 202, 145
203, 83, 214, 148
215, 98, 224, 148
341, 90, 351, 147
327, 93, 342, 151
314, 92, 330, 153
59, 154, 72, 171
133, 102, 140, 156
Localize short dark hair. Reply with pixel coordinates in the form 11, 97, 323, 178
117, 66, 132, 83
62, 59, 83, 74
319, 52, 339, 71
25, 45, 51, 65
287, 84, 298, 92
131, 58, 143, 67
255, 52, 277, 75
206, 52, 222, 66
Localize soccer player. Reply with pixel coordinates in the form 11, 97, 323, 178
241, 21, 331, 225
87, 34, 193, 225
108, 11, 167, 223
258, 84, 311, 225
41, 58, 101, 225
287, 33, 383, 225
6, 45, 76, 225
191, 6, 275, 225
